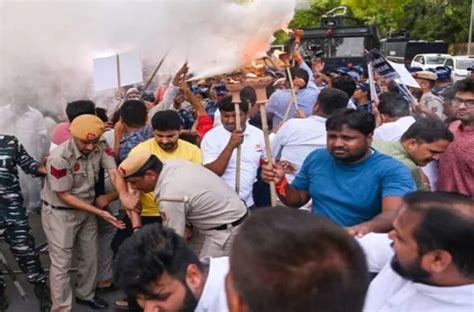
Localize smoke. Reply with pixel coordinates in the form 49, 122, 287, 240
0, 0, 297, 115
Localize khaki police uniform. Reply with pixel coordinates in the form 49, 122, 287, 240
420, 91, 444, 119
119, 155, 248, 258
41, 116, 116, 311
413, 71, 445, 120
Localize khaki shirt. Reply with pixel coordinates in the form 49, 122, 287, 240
154, 159, 247, 236
420, 91, 444, 120
41, 138, 117, 206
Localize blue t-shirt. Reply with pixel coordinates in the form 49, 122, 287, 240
292, 148, 416, 226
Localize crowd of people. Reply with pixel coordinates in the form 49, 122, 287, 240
0, 51, 472, 312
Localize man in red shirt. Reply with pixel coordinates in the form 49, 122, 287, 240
437, 79, 474, 196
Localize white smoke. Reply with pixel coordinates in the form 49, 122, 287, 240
0, 0, 297, 114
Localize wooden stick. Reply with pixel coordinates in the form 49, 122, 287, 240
141, 50, 169, 95
281, 66, 299, 125
234, 102, 242, 194
116, 54, 122, 96
259, 102, 278, 207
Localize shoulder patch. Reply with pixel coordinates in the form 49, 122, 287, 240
50, 166, 67, 179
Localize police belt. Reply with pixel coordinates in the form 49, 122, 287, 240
42, 200, 74, 210
207, 210, 249, 231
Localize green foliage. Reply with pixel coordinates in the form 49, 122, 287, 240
286, 0, 471, 44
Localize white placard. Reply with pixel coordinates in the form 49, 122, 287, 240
93, 50, 143, 91
389, 61, 420, 88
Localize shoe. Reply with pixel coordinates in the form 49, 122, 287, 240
0, 286, 8, 312
34, 283, 52, 312
76, 296, 109, 310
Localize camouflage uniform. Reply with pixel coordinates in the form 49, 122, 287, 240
0, 135, 47, 288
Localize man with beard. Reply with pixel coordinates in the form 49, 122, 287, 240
262, 109, 415, 236
437, 79, 474, 196
114, 224, 230, 312
118, 152, 248, 258
373, 117, 453, 191
358, 192, 474, 312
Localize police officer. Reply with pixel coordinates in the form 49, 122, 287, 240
430, 66, 453, 100
41, 114, 134, 311
118, 151, 248, 258
413, 71, 445, 119
0, 134, 51, 311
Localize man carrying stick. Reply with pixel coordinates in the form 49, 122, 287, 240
201, 96, 265, 209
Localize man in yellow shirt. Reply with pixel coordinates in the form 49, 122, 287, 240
129, 110, 202, 225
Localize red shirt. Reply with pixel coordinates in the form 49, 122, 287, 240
437, 121, 474, 196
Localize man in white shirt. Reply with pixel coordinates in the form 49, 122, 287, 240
226, 207, 370, 312
271, 88, 349, 181
358, 192, 474, 312
373, 92, 416, 142
201, 96, 265, 208
114, 224, 229, 312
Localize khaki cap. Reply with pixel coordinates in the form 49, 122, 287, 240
413, 71, 438, 81
70, 114, 105, 142
118, 151, 153, 178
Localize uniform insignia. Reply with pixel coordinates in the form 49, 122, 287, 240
105, 147, 115, 156
86, 132, 97, 141
73, 163, 80, 172
50, 166, 67, 179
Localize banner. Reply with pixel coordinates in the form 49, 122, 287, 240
93, 50, 143, 91
366, 49, 400, 81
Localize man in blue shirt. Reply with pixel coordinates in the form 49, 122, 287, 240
262, 109, 415, 236
267, 61, 320, 129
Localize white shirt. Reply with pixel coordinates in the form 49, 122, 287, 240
271, 115, 327, 182
373, 116, 416, 142
357, 233, 474, 312
201, 124, 264, 207
195, 257, 229, 312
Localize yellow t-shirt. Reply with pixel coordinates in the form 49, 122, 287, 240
129, 138, 202, 216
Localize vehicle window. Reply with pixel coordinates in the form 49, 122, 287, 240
444, 58, 454, 68
414, 55, 421, 62
426, 56, 447, 65
420, 56, 425, 65
456, 60, 474, 70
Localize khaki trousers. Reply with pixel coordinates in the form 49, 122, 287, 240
191, 224, 241, 258
41, 204, 98, 312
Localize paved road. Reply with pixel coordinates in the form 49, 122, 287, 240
1, 213, 125, 311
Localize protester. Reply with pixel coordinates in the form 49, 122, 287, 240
266, 58, 319, 129
373, 93, 415, 142
374, 118, 453, 191
41, 114, 135, 310
52, 100, 95, 141
437, 79, 474, 196
226, 207, 369, 312
118, 152, 248, 257
114, 224, 230, 312
0, 135, 51, 311
201, 96, 265, 208
125, 87, 141, 101
271, 87, 348, 182
262, 109, 415, 235
359, 192, 474, 312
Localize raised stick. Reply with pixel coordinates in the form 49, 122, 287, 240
234, 102, 242, 194
258, 102, 278, 207
141, 50, 169, 96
